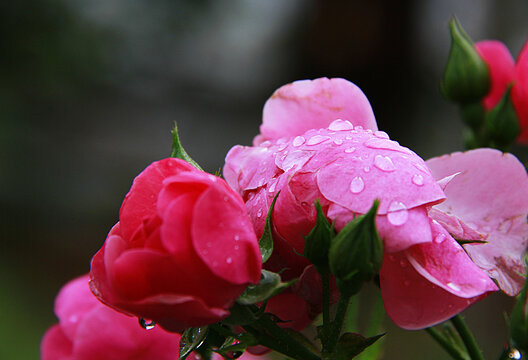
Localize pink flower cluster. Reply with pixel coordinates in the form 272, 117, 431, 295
476, 38, 528, 142
224, 77, 528, 329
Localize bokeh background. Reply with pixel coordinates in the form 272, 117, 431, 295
2, 0, 528, 359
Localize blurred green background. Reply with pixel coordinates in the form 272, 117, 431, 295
1, 0, 527, 359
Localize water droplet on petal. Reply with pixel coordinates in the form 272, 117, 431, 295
387, 201, 408, 226
277, 143, 288, 151
412, 174, 424, 186
434, 234, 446, 244
509, 348, 522, 359
268, 182, 277, 193
293, 136, 305, 147
334, 138, 344, 145
256, 209, 263, 218
344, 147, 356, 153
306, 135, 331, 145
363, 166, 370, 173
374, 155, 396, 172
354, 125, 364, 130
226, 257, 233, 264
374, 130, 390, 139
139, 318, 156, 330
447, 282, 461, 292
349, 176, 365, 194
234, 235, 240, 241
328, 119, 354, 131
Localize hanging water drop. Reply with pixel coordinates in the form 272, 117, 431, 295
373, 155, 396, 172
328, 119, 354, 131
349, 176, 365, 194
306, 135, 331, 145
293, 136, 305, 147
139, 318, 156, 330
387, 201, 408, 226
412, 174, 424, 186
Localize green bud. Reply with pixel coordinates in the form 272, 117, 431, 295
329, 200, 383, 295
304, 200, 335, 268
510, 270, 528, 353
441, 17, 490, 104
485, 86, 520, 150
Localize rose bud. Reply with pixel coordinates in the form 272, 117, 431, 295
89, 158, 262, 333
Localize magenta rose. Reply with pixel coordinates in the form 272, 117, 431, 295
475, 38, 528, 143
89, 158, 262, 333
41, 275, 182, 360
224, 78, 528, 329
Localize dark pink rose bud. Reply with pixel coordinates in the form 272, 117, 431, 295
89, 158, 262, 333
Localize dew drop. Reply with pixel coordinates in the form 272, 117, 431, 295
306, 135, 331, 145
447, 282, 461, 292
344, 147, 356, 153
354, 125, 364, 130
334, 138, 344, 145
374, 155, 396, 172
412, 174, 424, 186
328, 119, 354, 131
226, 257, 233, 264
260, 140, 271, 148
293, 136, 305, 147
139, 318, 156, 330
364, 166, 370, 173
256, 209, 263, 218
234, 235, 240, 241
277, 143, 288, 151
434, 234, 446, 244
387, 201, 408, 226
374, 130, 390, 139
268, 182, 277, 193
349, 176, 365, 194
509, 348, 522, 359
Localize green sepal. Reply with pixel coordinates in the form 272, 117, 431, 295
456, 239, 488, 246
304, 200, 336, 268
510, 266, 528, 352
329, 200, 383, 295
178, 327, 209, 360
441, 17, 490, 104
171, 122, 203, 170
214, 337, 248, 360
485, 86, 521, 150
236, 269, 297, 305
259, 193, 279, 263
223, 303, 259, 326
330, 333, 385, 360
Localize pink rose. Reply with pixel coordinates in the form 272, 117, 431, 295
475, 38, 528, 142
224, 78, 528, 329
89, 158, 262, 333
41, 275, 182, 360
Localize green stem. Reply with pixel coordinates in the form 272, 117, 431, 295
242, 324, 296, 358
425, 327, 468, 360
255, 316, 321, 360
320, 267, 331, 332
451, 315, 484, 360
324, 293, 352, 354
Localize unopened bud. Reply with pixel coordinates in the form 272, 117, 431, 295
304, 201, 335, 269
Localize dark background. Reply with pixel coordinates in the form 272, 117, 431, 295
2, 1, 528, 359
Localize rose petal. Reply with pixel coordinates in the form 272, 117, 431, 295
41, 325, 73, 360
426, 149, 528, 295
258, 78, 377, 144
513, 39, 528, 143
475, 40, 516, 110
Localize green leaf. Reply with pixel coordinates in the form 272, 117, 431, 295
179, 327, 208, 360
304, 200, 336, 268
236, 270, 296, 305
171, 122, 203, 170
259, 193, 279, 263
331, 333, 385, 360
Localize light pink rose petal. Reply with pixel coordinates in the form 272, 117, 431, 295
258, 78, 377, 144
426, 149, 528, 295
429, 208, 487, 242
119, 158, 196, 240
380, 250, 494, 330
513, 38, 528, 143
55, 275, 98, 341
41, 325, 74, 360
406, 221, 498, 298
73, 305, 181, 360
475, 40, 516, 110
192, 180, 262, 285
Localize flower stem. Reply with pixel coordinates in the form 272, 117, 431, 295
451, 315, 485, 360
323, 293, 351, 355
321, 267, 331, 332
425, 327, 469, 360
